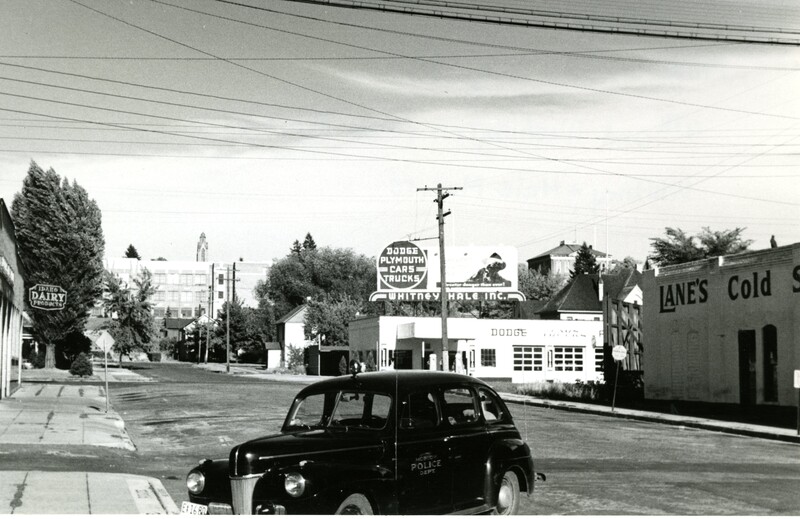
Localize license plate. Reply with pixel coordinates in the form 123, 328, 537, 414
180, 501, 208, 515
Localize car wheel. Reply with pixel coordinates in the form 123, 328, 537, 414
335, 493, 374, 515
493, 470, 520, 515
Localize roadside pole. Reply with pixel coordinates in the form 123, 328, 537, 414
611, 345, 627, 413
104, 349, 109, 414
93, 331, 114, 415
794, 369, 800, 435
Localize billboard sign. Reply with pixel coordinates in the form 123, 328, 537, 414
29, 284, 67, 311
371, 241, 524, 302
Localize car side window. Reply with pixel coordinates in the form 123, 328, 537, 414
442, 388, 479, 426
400, 391, 440, 430
478, 388, 505, 423
330, 392, 391, 430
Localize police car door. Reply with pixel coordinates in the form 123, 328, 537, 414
441, 386, 493, 511
395, 390, 452, 514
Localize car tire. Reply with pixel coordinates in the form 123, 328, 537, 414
492, 470, 520, 515
335, 493, 374, 515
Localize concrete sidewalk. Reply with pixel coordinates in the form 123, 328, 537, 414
0, 382, 178, 514
21, 365, 153, 383
0, 471, 179, 514
192, 362, 325, 384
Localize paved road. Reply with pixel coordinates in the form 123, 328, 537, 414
4, 362, 798, 514
515, 403, 800, 514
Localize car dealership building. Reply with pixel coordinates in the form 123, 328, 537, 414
642, 243, 800, 409
349, 316, 603, 383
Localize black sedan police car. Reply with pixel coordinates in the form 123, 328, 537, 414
182, 370, 540, 515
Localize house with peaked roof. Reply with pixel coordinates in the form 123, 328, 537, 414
535, 268, 642, 322
527, 241, 612, 276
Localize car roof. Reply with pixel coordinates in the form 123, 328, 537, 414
296, 370, 492, 397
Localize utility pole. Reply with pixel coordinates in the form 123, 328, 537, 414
205, 284, 214, 364
417, 183, 462, 371
224, 264, 240, 374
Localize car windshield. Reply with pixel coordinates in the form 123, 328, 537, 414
285, 391, 392, 431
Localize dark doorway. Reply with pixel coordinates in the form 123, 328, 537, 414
762, 325, 778, 402
394, 350, 413, 370
738, 330, 756, 406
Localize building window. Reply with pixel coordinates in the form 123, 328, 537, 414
180, 274, 193, 285
480, 349, 496, 367
469, 349, 475, 369
153, 273, 167, 285
595, 345, 604, 372
763, 325, 778, 402
218, 291, 224, 299
169, 291, 180, 303
554, 346, 583, 371
218, 273, 224, 285
154, 291, 165, 302
513, 346, 543, 371
153, 307, 165, 318
195, 274, 207, 286
181, 291, 193, 303
180, 307, 192, 318
167, 273, 179, 284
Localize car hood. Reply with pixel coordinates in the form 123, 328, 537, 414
230, 428, 384, 476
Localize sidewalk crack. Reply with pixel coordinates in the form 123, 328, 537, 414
9, 471, 29, 513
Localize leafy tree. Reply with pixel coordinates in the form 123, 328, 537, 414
54, 330, 92, 370
211, 297, 264, 362
304, 294, 361, 347
11, 162, 105, 368
570, 242, 599, 279
267, 244, 376, 320
649, 227, 752, 266
103, 268, 158, 363
697, 227, 752, 258
612, 256, 640, 271
124, 244, 141, 260
519, 264, 567, 301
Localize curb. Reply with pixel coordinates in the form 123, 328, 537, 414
499, 393, 800, 445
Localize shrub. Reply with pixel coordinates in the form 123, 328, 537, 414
515, 380, 602, 402
31, 349, 47, 369
69, 353, 94, 377
286, 345, 306, 375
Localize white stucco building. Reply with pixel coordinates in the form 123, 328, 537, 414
642, 243, 800, 408
349, 316, 603, 383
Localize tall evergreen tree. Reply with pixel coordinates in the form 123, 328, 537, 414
124, 244, 141, 259
12, 162, 105, 368
302, 232, 317, 251
570, 242, 599, 279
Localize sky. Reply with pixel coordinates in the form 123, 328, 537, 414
1, 0, 799, 266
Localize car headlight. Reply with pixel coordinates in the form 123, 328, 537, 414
186, 470, 205, 494
284, 472, 306, 497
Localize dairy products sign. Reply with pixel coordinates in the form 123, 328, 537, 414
29, 284, 67, 311
371, 241, 524, 301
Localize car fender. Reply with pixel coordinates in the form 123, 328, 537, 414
260, 458, 396, 514
484, 437, 535, 503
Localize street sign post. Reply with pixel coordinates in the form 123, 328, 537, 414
611, 345, 627, 413
93, 331, 115, 414
794, 369, 800, 435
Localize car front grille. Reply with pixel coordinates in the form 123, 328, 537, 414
230, 476, 259, 515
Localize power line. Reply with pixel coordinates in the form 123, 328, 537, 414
278, 0, 800, 45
